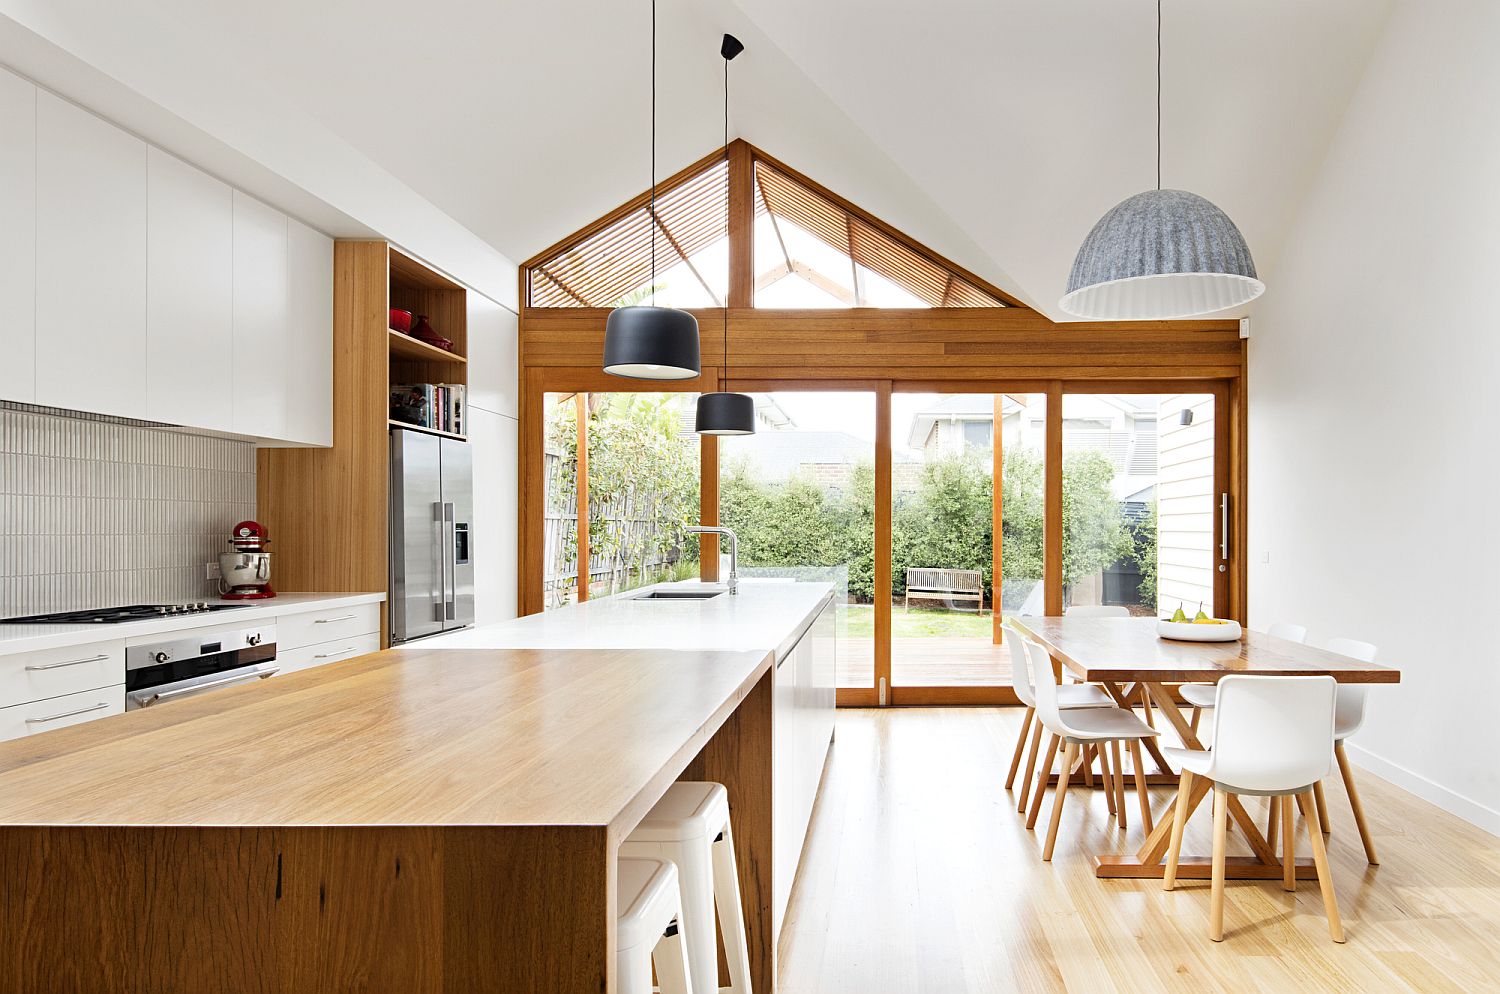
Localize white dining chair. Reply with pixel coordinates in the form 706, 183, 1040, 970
1162, 674, 1344, 943
1020, 635, 1159, 859
1064, 604, 1131, 618
1321, 636, 1380, 864
1181, 622, 1308, 732
1003, 622, 1114, 815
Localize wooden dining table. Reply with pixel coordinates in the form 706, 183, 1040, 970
1010, 616, 1400, 881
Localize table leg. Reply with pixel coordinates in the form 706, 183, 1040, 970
1101, 681, 1174, 776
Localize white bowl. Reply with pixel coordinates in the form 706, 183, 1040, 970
1157, 618, 1242, 642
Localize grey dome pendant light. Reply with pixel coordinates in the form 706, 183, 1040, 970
1059, 0, 1264, 320
696, 33, 756, 436
602, 0, 701, 379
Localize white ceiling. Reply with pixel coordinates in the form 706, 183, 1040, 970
72, 0, 1392, 317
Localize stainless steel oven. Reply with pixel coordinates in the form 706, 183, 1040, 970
125, 623, 278, 709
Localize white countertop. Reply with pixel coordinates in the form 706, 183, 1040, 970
0, 592, 386, 658
428, 579, 834, 662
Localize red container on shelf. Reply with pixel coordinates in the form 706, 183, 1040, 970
390, 308, 413, 333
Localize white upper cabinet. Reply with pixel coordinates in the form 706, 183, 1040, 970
284, 219, 334, 446
466, 293, 518, 419
0, 69, 35, 404
5, 71, 331, 445
146, 148, 233, 431
35, 92, 148, 419
231, 191, 289, 439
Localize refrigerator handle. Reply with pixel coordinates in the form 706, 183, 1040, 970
444, 501, 457, 621
432, 502, 447, 623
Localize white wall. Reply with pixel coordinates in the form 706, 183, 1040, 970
1248, 0, 1500, 834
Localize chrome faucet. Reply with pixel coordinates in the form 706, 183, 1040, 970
685, 526, 739, 595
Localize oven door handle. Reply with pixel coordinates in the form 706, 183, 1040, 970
130, 666, 279, 708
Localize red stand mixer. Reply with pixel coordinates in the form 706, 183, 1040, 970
219, 520, 276, 600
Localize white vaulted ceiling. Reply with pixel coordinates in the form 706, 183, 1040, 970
0, 0, 1392, 317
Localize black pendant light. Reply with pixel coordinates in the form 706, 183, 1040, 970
602, 0, 701, 380
695, 34, 756, 436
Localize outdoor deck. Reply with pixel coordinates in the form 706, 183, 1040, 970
838, 636, 1013, 687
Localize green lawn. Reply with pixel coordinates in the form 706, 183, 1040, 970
843, 603, 996, 639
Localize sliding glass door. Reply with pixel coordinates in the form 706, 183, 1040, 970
1061, 390, 1222, 618
718, 390, 877, 693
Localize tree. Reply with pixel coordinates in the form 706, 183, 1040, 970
1060, 448, 1135, 594
545, 394, 699, 594
1131, 498, 1159, 609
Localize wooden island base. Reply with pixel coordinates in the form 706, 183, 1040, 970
0, 646, 781, 994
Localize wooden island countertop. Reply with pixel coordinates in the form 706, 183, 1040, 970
0, 643, 779, 994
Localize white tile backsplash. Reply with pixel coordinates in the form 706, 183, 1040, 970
0, 403, 254, 616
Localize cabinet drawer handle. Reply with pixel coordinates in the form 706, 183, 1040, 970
25, 702, 112, 723
314, 615, 358, 624
25, 653, 111, 672
314, 646, 359, 659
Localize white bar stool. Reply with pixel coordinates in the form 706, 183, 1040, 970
621, 781, 751, 994
617, 857, 693, 994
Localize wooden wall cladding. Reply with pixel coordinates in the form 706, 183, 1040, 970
519, 307, 1244, 382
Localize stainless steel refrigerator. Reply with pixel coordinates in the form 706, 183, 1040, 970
389, 428, 474, 643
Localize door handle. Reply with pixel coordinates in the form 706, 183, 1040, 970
1219, 492, 1230, 560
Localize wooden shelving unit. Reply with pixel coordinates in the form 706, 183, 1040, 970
257, 241, 475, 650
388, 328, 467, 365
388, 418, 467, 441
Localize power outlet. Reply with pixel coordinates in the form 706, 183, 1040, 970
205, 562, 222, 580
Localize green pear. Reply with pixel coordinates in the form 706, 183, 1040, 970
1171, 603, 1188, 623
1193, 601, 1209, 622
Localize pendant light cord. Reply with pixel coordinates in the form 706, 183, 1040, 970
722, 53, 730, 391
650, 0, 658, 306
1156, 0, 1162, 191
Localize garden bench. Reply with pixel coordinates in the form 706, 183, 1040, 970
905, 568, 984, 612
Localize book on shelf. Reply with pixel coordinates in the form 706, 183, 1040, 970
390, 383, 466, 436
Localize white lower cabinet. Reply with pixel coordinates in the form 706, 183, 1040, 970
276, 603, 381, 652
0, 639, 125, 743
772, 594, 837, 938
275, 633, 381, 677
0, 685, 125, 741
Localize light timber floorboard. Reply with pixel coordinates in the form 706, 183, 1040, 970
777, 707, 1500, 994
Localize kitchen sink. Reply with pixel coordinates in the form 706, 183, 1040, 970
632, 589, 725, 600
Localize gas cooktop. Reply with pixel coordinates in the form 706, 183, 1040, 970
0, 603, 250, 625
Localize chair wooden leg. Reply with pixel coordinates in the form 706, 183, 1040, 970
1005, 707, 1035, 790
1281, 793, 1296, 892
1163, 770, 1194, 891
1027, 733, 1061, 829
1128, 738, 1152, 834
1296, 790, 1346, 942
1082, 745, 1095, 788
1313, 780, 1331, 835
1267, 796, 1279, 852
1017, 718, 1045, 813
1110, 740, 1127, 830
1335, 741, 1379, 865
1098, 739, 1117, 817
1189, 706, 1202, 734
1043, 741, 1079, 861
1209, 787, 1229, 941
